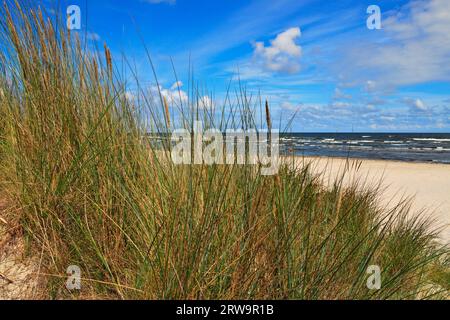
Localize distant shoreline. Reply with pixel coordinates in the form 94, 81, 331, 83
283, 153, 450, 165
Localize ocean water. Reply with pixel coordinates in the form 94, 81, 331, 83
280, 133, 450, 164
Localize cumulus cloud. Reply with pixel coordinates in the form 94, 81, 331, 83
161, 85, 188, 104
149, 82, 188, 105
170, 81, 183, 90
148, 82, 213, 109
253, 27, 302, 74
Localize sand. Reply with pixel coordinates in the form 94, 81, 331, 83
292, 157, 450, 243
0, 200, 41, 300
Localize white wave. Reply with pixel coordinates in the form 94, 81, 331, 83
347, 140, 375, 144
413, 138, 450, 142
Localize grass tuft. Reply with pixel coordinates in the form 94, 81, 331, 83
0, 1, 448, 299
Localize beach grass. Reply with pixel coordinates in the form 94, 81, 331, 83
0, 1, 448, 299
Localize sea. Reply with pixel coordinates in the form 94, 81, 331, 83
280, 133, 450, 164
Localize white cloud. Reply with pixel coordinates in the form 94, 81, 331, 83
170, 81, 183, 90
342, 0, 450, 88
413, 99, 427, 111
366, 97, 386, 106
364, 81, 377, 92
403, 98, 428, 111
331, 101, 351, 108
162, 89, 188, 105
151, 82, 188, 105
333, 88, 352, 100
199, 96, 213, 109
125, 91, 135, 101
148, 83, 214, 109
280, 101, 301, 111
253, 27, 302, 74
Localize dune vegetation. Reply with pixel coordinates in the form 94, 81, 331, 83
0, 1, 448, 299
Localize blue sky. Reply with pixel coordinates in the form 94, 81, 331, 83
43, 0, 450, 132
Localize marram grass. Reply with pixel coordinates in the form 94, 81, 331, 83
0, 1, 448, 299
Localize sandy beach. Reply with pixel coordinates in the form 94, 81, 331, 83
293, 157, 450, 243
